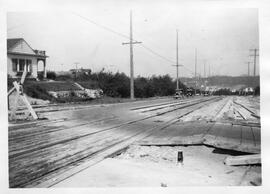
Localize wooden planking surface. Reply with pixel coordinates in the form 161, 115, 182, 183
211, 124, 242, 151
251, 127, 261, 144
224, 154, 261, 166
137, 121, 260, 154
9, 117, 143, 157
138, 121, 213, 145
8, 97, 260, 187
9, 122, 148, 187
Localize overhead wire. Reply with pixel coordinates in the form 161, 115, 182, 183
73, 13, 195, 76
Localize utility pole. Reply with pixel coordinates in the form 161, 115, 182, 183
176, 30, 179, 90
204, 60, 206, 78
208, 64, 210, 77
195, 48, 197, 79
194, 48, 197, 95
245, 62, 251, 76
122, 10, 142, 100
249, 49, 259, 76
172, 30, 183, 91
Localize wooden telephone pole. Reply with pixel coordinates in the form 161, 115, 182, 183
249, 49, 259, 76
122, 10, 142, 100
172, 30, 182, 90
195, 48, 197, 78
204, 60, 206, 78
245, 62, 251, 76
194, 48, 197, 95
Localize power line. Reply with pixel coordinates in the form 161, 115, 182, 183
72, 12, 130, 40
72, 12, 195, 77
140, 44, 175, 64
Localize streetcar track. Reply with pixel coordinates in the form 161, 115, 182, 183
9, 116, 118, 141
23, 107, 202, 188
233, 100, 259, 118
140, 99, 197, 113
201, 97, 230, 138
130, 100, 180, 110
9, 97, 222, 188
10, 97, 220, 158
132, 98, 206, 113
10, 126, 145, 187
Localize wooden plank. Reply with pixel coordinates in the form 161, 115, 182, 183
11, 81, 38, 120
10, 91, 20, 120
139, 128, 170, 143
230, 124, 243, 140
241, 126, 255, 145
224, 154, 261, 166
215, 123, 240, 140
203, 122, 223, 145
136, 119, 184, 144
168, 121, 207, 137
27, 119, 180, 188
138, 121, 211, 145
10, 120, 144, 157
9, 119, 146, 157
212, 124, 242, 151
251, 127, 261, 143
9, 118, 67, 130
237, 125, 260, 153
9, 116, 118, 139
21, 94, 38, 120
9, 124, 144, 188
8, 86, 16, 96
168, 121, 210, 143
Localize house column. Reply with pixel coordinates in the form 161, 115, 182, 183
43, 59, 47, 78
24, 59, 27, 72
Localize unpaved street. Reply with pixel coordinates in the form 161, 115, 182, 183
8, 96, 260, 187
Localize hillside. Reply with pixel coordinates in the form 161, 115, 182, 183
180, 76, 260, 88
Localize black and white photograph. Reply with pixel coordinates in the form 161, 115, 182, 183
1, 0, 270, 192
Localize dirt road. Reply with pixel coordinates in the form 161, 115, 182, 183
8, 96, 260, 187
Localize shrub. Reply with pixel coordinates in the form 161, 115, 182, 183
55, 74, 72, 81
254, 86, 260, 96
24, 84, 53, 101
37, 73, 44, 80
47, 71, 57, 80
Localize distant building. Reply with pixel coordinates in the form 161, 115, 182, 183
7, 38, 48, 79
55, 71, 72, 76
69, 68, 92, 75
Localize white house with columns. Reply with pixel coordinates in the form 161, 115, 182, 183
7, 38, 48, 79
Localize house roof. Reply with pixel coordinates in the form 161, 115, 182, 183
7, 38, 24, 51
7, 38, 48, 58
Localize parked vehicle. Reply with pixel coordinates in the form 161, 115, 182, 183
174, 89, 183, 99
186, 88, 194, 97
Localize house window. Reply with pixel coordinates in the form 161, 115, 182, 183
12, 59, 18, 71
19, 59, 25, 71
26, 59, 32, 65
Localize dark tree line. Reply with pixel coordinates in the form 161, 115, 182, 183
90, 72, 180, 98
52, 70, 181, 98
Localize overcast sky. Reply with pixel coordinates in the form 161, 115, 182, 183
7, 1, 259, 78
